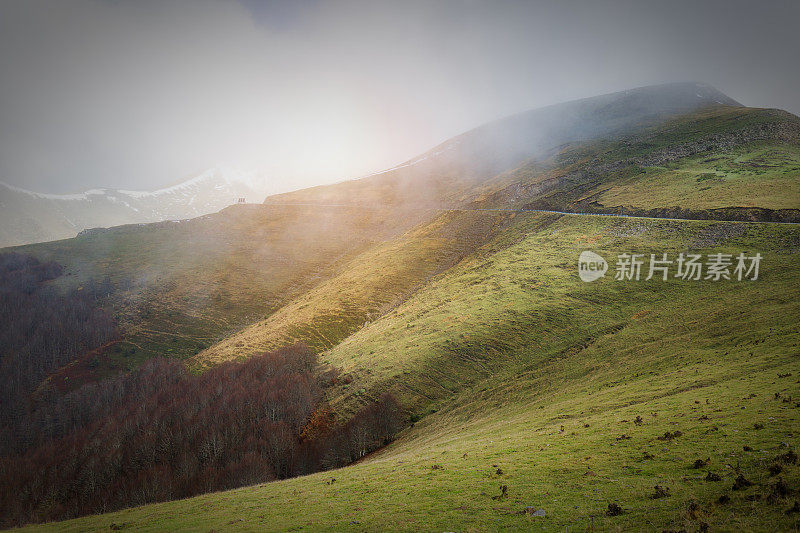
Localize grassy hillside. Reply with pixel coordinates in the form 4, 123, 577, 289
597, 142, 800, 210
5, 88, 800, 530
191, 209, 517, 369
25, 213, 800, 532
194, 105, 800, 373
8, 99, 797, 391
10, 85, 752, 390
9, 204, 431, 385
320, 213, 800, 415
478, 107, 800, 218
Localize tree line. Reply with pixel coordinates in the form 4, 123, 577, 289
0, 252, 119, 451
0, 335, 403, 526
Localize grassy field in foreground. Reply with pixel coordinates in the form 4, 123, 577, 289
22, 214, 800, 532
28, 358, 800, 532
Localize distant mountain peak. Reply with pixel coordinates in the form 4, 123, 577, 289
268, 82, 759, 211
0, 168, 270, 247
389, 82, 742, 172
615, 81, 741, 107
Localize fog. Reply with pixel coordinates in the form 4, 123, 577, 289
1, 0, 798, 194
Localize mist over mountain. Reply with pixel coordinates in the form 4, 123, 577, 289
0, 82, 741, 249
2, 1, 798, 197
265, 82, 743, 208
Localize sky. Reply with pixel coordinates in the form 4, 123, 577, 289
0, 0, 798, 194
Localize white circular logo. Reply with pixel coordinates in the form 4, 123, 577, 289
578, 251, 607, 282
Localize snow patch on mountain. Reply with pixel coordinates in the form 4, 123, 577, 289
0, 167, 270, 247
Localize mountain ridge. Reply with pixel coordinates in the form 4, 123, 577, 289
263, 82, 745, 210
361, 82, 742, 180
0, 167, 269, 248
0, 82, 744, 249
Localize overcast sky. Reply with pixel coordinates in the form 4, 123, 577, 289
1, 0, 798, 194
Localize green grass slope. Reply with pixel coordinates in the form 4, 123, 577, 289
26, 213, 800, 532
8, 204, 430, 383
194, 105, 800, 373
481, 107, 800, 219
191, 209, 516, 369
